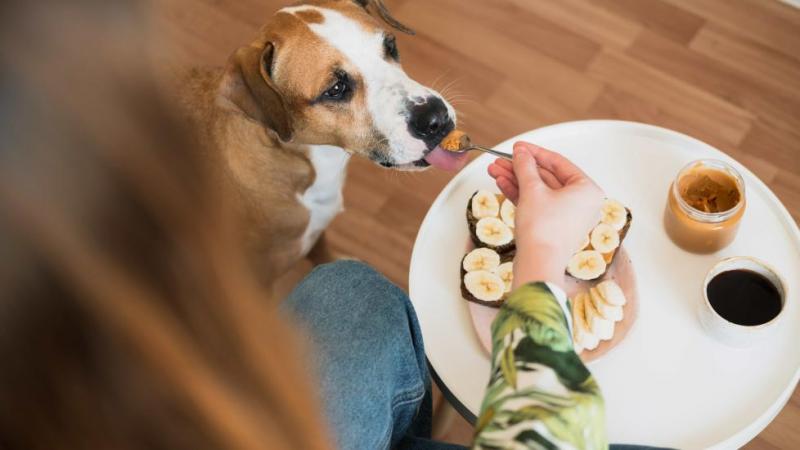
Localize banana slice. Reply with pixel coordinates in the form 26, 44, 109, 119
584, 291, 615, 340
471, 190, 500, 219
590, 223, 620, 254
600, 198, 627, 231
566, 250, 607, 281
589, 287, 623, 322
464, 270, 505, 303
494, 261, 513, 293
475, 217, 514, 247
596, 280, 626, 306
462, 248, 501, 272
500, 199, 515, 228
572, 293, 599, 351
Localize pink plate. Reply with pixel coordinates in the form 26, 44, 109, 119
467, 246, 639, 363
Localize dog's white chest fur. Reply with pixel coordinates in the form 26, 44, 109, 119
299, 145, 350, 255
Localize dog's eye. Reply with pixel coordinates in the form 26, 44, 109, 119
315, 70, 353, 104
323, 80, 348, 100
383, 35, 399, 61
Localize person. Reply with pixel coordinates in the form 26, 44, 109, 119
0, 1, 670, 449
284, 143, 632, 450
0, 2, 330, 449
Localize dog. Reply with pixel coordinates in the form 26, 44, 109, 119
180, 0, 466, 282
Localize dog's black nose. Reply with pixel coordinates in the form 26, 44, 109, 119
408, 97, 453, 145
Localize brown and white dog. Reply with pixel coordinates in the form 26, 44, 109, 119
181, 0, 466, 281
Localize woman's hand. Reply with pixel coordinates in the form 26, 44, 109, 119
488, 142, 603, 289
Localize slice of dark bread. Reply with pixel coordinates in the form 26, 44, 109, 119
460, 249, 515, 308
466, 191, 516, 255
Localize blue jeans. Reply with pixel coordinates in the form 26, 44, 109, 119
284, 260, 461, 450
284, 261, 670, 450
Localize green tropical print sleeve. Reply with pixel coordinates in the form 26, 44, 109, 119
472, 282, 607, 450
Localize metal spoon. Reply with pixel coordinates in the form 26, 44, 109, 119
451, 144, 512, 160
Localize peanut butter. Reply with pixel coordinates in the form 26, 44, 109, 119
664, 160, 745, 254
681, 171, 740, 213
440, 130, 470, 152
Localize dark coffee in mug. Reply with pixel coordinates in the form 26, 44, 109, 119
706, 269, 782, 326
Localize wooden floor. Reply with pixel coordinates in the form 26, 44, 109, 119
152, 0, 800, 447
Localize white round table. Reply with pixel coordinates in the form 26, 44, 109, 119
409, 121, 800, 449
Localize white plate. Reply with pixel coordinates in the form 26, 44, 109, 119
409, 120, 800, 449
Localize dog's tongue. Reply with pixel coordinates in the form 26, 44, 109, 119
424, 146, 468, 171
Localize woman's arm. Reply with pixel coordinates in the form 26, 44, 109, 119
473, 282, 606, 449
473, 143, 607, 449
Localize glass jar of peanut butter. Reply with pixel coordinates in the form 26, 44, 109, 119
664, 159, 745, 253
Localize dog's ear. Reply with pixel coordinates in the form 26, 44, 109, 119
353, 0, 415, 35
225, 43, 293, 142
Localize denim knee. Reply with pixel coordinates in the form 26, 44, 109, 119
309, 259, 387, 288
286, 260, 410, 324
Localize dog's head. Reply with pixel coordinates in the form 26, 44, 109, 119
222, 0, 463, 170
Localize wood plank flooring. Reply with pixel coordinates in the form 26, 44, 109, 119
151, 0, 800, 447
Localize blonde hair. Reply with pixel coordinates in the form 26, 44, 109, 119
0, 1, 331, 449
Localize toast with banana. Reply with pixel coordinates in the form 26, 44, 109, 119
460, 247, 515, 307
466, 190, 517, 255
566, 199, 632, 281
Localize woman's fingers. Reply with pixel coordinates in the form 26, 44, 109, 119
512, 147, 543, 192
496, 176, 519, 203
495, 158, 514, 172
490, 160, 520, 201
538, 166, 563, 190
514, 142, 590, 186
488, 161, 516, 185
493, 156, 562, 189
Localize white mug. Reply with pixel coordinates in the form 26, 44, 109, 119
698, 257, 787, 347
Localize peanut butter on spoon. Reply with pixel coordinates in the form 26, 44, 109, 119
441, 130, 471, 152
